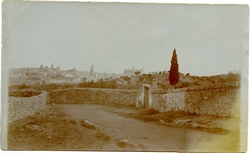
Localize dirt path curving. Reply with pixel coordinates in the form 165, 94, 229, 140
58, 103, 239, 151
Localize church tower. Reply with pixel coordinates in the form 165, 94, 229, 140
51, 64, 54, 69
90, 64, 94, 76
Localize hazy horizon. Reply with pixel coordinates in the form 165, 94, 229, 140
3, 2, 249, 76
7, 64, 241, 76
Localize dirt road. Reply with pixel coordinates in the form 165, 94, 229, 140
8, 103, 239, 151
59, 103, 239, 151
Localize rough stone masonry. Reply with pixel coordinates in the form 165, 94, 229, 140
8, 92, 47, 122
47, 88, 138, 106
151, 86, 240, 117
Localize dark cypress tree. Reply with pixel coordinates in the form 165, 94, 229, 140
169, 48, 179, 86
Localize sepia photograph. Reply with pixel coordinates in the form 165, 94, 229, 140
1, 1, 249, 152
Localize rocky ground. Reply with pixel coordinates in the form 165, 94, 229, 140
8, 102, 240, 151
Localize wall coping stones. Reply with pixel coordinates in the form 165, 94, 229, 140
52, 88, 138, 93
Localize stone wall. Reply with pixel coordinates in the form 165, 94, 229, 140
151, 86, 240, 117
152, 90, 186, 112
8, 92, 47, 122
185, 87, 240, 117
48, 88, 138, 106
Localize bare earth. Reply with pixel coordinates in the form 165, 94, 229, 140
8, 102, 239, 151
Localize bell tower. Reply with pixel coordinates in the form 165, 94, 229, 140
90, 64, 94, 76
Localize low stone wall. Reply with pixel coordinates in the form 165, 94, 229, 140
48, 88, 138, 106
151, 86, 240, 117
152, 90, 186, 112
8, 92, 47, 122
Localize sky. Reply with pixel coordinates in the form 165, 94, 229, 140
2, 1, 249, 76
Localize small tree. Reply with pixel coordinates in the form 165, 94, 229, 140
109, 80, 118, 89
169, 48, 179, 87
82, 77, 87, 83
123, 76, 131, 81
134, 71, 140, 76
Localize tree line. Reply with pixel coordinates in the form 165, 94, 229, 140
78, 78, 118, 89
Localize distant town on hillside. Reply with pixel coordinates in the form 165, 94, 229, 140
9, 64, 144, 84
9, 63, 240, 91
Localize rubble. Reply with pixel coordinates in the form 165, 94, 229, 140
80, 120, 96, 129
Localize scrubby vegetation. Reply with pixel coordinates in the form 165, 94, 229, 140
9, 90, 42, 97
8, 83, 78, 97
78, 78, 118, 89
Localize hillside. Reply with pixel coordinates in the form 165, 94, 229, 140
125, 71, 240, 90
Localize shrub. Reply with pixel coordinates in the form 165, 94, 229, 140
9, 91, 41, 97
18, 84, 30, 89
